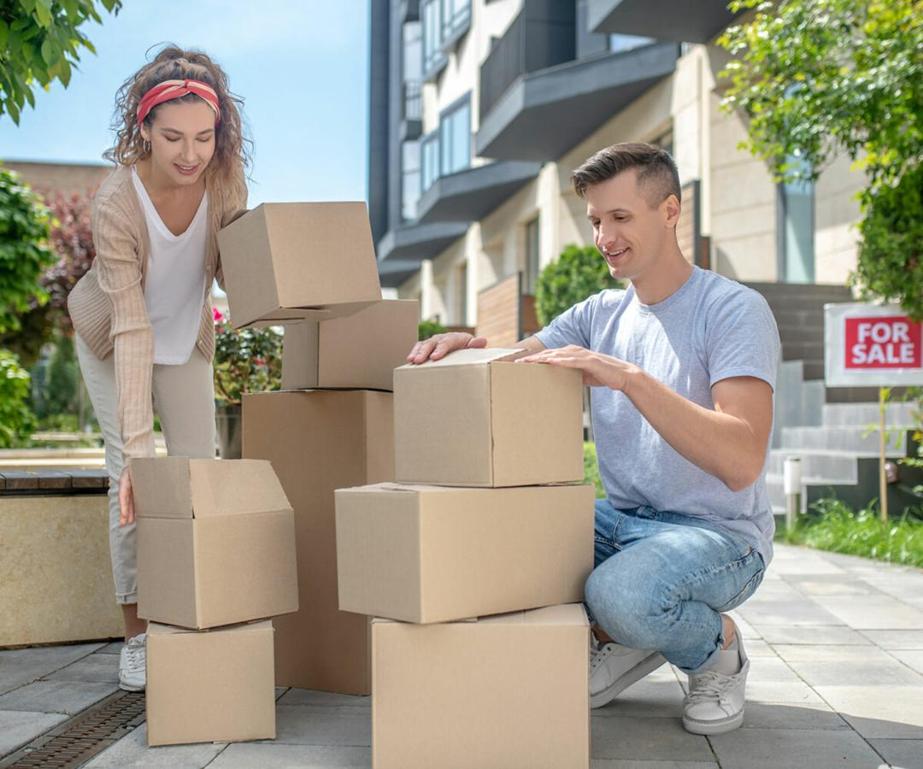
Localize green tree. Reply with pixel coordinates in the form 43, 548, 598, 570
0, 167, 56, 335
0, 0, 122, 124
534, 243, 621, 326
0, 348, 34, 447
719, 0, 922, 318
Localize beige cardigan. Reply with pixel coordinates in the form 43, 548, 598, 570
67, 165, 246, 459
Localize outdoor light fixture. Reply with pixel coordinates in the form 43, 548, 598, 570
783, 456, 802, 530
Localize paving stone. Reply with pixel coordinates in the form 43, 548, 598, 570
891, 650, 923, 675
591, 762, 718, 769
744, 679, 825, 705
592, 671, 685, 719
0, 709, 68, 757
744, 657, 802, 684
95, 641, 125, 655
736, 598, 844, 626
0, 679, 117, 715
814, 685, 923, 739
709, 726, 884, 769
772, 643, 893, 662
43, 653, 119, 684
742, 640, 777, 658
785, 657, 923, 687
276, 689, 370, 709
273, 705, 371, 746
766, 554, 847, 577
868, 738, 923, 769
819, 596, 923, 630
590, 715, 713, 762
758, 625, 871, 645
862, 629, 923, 650
81, 724, 227, 768
726, 612, 761, 640
740, 702, 850, 731
0, 643, 104, 695
785, 575, 882, 597
209, 743, 371, 768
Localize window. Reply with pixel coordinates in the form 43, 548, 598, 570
524, 216, 540, 294
421, 131, 440, 193
422, 0, 446, 75
439, 97, 470, 176
403, 21, 422, 81
779, 151, 815, 283
441, 0, 471, 43
608, 34, 654, 54
457, 261, 468, 325
402, 141, 421, 221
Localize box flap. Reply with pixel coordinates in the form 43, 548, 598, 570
396, 347, 523, 369
131, 457, 193, 518
336, 482, 459, 495
188, 459, 292, 518
147, 619, 273, 636
478, 604, 589, 627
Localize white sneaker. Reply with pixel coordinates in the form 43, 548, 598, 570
118, 633, 146, 692
682, 636, 749, 734
590, 637, 667, 708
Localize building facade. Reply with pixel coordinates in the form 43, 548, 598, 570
369, 0, 863, 342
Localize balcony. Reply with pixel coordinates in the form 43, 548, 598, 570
587, 0, 743, 43
415, 160, 541, 225
476, 41, 679, 162
376, 221, 469, 288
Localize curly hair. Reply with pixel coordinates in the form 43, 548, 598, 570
104, 44, 251, 208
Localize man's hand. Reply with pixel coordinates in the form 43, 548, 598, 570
119, 467, 135, 526
406, 332, 487, 364
517, 345, 639, 391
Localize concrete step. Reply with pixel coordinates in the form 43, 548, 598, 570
781, 341, 825, 360
777, 324, 825, 343
746, 282, 854, 299
823, 401, 918, 427
780, 425, 911, 453
766, 473, 845, 513
767, 449, 859, 482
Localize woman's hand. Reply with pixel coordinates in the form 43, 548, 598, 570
119, 467, 135, 526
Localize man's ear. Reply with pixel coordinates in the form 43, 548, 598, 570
662, 194, 681, 228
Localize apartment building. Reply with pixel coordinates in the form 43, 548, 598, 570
369, 0, 863, 345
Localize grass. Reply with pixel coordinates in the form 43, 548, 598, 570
584, 442, 605, 499
782, 498, 923, 568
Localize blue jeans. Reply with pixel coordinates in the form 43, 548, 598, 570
586, 499, 765, 674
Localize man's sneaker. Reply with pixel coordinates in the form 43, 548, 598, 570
682, 636, 750, 735
118, 633, 146, 692
590, 637, 667, 708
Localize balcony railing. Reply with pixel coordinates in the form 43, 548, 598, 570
479, 8, 575, 123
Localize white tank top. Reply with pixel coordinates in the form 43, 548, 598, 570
131, 166, 208, 365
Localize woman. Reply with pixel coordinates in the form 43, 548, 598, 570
68, 46, 249, 692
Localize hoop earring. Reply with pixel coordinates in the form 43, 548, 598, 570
142, 139, 151, 154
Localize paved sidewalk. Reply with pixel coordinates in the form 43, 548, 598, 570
2, 544, 922, 769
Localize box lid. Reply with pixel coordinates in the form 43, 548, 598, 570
131, 457, 291, 519
371, 604, 588, 627
147, 619, 273, 636
396, 347, 523, 370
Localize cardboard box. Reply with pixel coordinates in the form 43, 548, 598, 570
282, 300, 419, 391
243, 390, 394, 694
373, 604, 590, 769
133, 457, 298, 630
336, 482, 594, 623
217, 202, 382, 329
394, 348, 584, 486
146, 620, 275, 746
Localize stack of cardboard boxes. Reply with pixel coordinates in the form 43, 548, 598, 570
335, 348, 597, 769
217, 203, 418, 695
131, 457, 298, 746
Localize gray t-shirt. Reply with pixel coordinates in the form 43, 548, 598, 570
535, 267, 781, 565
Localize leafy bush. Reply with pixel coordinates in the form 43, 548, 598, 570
535, 244, 621, 327
0, 168, 56, 336
584, 442, 605, 499
417, 319, 446, 341
782, 498, 923, 568
0, 348, 35, 447
212, 309, 282, 405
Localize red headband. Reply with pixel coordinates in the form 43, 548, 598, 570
136, 79, 221, 126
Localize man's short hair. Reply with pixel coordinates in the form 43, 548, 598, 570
572, 142, 681, 207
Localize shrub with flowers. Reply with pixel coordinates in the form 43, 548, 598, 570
212, 307, 283, 405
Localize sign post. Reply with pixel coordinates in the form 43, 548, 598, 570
825, 304, 923, 521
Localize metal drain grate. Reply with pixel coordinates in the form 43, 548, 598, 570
1, 690, 145, 769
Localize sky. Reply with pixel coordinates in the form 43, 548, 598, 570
0, 0, 370, 206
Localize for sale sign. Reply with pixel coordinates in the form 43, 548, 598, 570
826, 303, 923, 386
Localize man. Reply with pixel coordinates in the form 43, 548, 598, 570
407, 142, 780, 735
